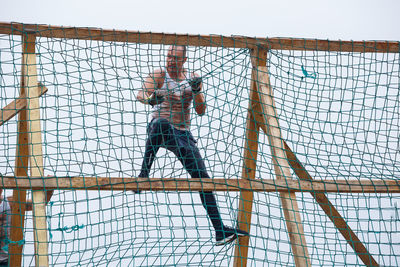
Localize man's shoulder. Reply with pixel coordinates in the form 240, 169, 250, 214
152, 68, 166, 79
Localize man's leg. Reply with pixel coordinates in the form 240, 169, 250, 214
170, 133, 249, 245
139, 118, 172, 178
168, 133, 224, 233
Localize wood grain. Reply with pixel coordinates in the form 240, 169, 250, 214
0, 22, 398, 52
1, 177, 398, 193
23, 33, 49, 267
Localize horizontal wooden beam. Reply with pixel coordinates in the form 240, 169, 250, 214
1, 177, 399, 193
0, 22, 398, 53
0, 83, 48, 126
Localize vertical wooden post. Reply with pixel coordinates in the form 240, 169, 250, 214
9, 34, 30, 267
21, 32, 49, 267
233, 48, 266, 267
254, 60, 311, 266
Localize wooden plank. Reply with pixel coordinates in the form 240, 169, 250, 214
283, 141, 379, 266
23, 33, 49, 267
254, 64, 311, 266
1, 177, 398, 193
0, 22, 398, 52
233, 48, 266, 267
9, 34, 30, 266
0, 83, 48, 126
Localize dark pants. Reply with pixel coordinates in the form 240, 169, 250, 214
139, 118, 224, 232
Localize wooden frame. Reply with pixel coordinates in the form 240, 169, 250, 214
4, 32, 49, 267
250, 63, 381, 265
3, 73, 48, 266
0, 22, 399, 52
1, 21, 398, 267
253, 55, 311, 266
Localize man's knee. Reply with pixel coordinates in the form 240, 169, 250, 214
178, 147, 197, 165
176, 146, 207, 176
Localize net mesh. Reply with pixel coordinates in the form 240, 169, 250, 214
0, 27, 399, 266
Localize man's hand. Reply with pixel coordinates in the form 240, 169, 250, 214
146, 92, 164, 107
188, 77, 202, 93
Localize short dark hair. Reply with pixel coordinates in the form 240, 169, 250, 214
180, 45, 187, 57
170, 45, 187, 57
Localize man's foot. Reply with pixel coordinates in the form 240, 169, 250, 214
133, 175, 147, 193
215, 226, 249, 246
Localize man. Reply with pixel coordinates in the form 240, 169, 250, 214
0, 188, 53, 266
136, 45, 248, 246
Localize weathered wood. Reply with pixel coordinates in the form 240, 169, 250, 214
283, 141, 379, 266
1, 176, 398, 193
23, 33, 49, 267
9, 34, 30, 266
0, 22, 398, 52
0, 83, 48, 126
254, 64, 311, 266
233, 48, 266, 267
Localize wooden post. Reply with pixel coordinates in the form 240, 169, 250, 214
254, 59, 311, 266
21, 32, 49, 267
233, 48, 266, 267
9, 34, 30, 267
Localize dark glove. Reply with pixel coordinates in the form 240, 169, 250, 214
146, 92, 164, 107
188, 77, 202, 93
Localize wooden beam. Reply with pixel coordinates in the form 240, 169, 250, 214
254, 64, 311, 266
0, 22, 398, 52
23, 33, 49, 267
233, 48, 265, 267
2, 177, 398, 193
0, 83, 48, 126
9, 33, 30, 266
283, 141, 379, 266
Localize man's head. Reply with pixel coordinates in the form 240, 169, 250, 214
166, 45, 187, 75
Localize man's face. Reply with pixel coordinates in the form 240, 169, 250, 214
166, 46, 186, 73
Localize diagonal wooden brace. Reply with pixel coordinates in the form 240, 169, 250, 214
250, 63, 379, 266
0, 83, 48, 126
252, 72, 379, 265
283, 141, 379, 266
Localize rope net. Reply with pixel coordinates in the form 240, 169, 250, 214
0, 27, 399, 266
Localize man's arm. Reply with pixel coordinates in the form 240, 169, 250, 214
191, 73, 206, 115
136, 69, 165, 105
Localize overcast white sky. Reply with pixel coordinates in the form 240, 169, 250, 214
1, 1, 400, 266
1, 0, 400, 41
